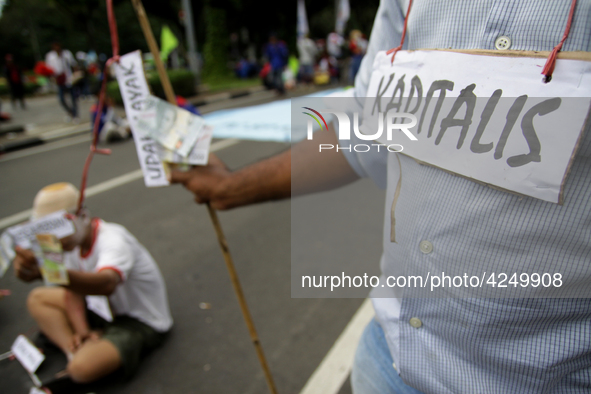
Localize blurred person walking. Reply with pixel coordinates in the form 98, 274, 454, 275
297, 34, 317, 84
348, 30, 367, 83
4, 54, 26, 110
264, 33, 289, 94
327, 32, 345, 82
45, 42, 79, 122
75, 51, 92, 99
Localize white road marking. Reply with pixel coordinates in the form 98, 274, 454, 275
299, 298, 374, 394
0, 139, 240, 229
0, 135, 92, 163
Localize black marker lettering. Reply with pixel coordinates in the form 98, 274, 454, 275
404, 75, 423, 114
418, 80, 454, 136
436, 83, 476, 149
507, 98, 561, 167
471, 89, 502, 154
372, 73, 395, 115
494, 95, 527, 160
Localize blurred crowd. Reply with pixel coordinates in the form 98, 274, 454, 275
1, 43, 109, 123
232, 29, 368, 94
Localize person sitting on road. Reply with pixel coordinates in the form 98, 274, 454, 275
13, 182, 173, 388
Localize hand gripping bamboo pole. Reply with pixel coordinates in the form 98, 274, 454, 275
129, 1, 278, 393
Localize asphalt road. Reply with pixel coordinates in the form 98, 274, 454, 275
0, 91, 386, 394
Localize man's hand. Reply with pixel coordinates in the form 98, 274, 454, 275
13, 246, 42, 282
169, 154, 233, 209
169, 126, 358, 210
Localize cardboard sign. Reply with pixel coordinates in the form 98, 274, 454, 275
11, 335, 45, 373
114, 51, 170, 187
362, 50, 591, 204
86, 295, 113, 322
5, 210, 75, 249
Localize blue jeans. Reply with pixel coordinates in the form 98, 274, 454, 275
58, 85, 78, 117
349, 54, 364, 84
351, 318, 425, 394
271, 68, 284, 93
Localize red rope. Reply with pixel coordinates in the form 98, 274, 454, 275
106, 0, 120, 62
76, 0, 120, 213
386, 0, 413, 64
541, 0, 578, 83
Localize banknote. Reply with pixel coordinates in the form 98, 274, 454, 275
0, 232, 14, 278
157, 125, 214, 166
136, 95, 204, 157
35, 234, 69, 285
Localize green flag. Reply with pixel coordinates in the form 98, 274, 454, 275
160, 25, 179, 61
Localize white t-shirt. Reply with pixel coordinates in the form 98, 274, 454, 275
297, 37, 318, 66
327, 32, 344, 58
64, 219, 173, 332
45, 50, 76, 86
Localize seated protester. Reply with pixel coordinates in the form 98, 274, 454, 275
90, 97, 131, 143
13, 183, 172, 387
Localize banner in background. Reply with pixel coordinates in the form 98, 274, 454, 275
297, 0, 309, 38
160, 25, 179, 61
335, 0, 350, 36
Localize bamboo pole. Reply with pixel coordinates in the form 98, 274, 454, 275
129, 1, 278, 393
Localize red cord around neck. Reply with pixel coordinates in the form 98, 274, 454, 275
386, 0, 413, 64
384, 0, 578, 85
541, 0, 578, 83
77, 0, 121, 213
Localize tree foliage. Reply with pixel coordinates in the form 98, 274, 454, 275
202, 2, 229, 80
0, 0, 379, 72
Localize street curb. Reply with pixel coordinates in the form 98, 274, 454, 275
0, 137, 44, 153
0, 125, 91, 154
0, 125, 25, 136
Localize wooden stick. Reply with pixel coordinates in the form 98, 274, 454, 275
129, 2, 278, 393
206, 204, 278, 394
131, 0, 176, 103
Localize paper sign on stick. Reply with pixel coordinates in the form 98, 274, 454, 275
11, 335, 45, 373
362, 50, 591, 204
114, 51, 170, 187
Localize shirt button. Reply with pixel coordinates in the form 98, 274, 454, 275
409, 317, 423, 328
392, 362, 398, 372
419, 240, 433, 254
495, 36, 512, 50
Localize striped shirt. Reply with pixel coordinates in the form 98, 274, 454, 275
344, 1, 591, 392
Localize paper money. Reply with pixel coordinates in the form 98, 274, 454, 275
0, 232, 14, 278
136, 95, 204, 158
158, 125, 214, 166
35, 234, 69, 285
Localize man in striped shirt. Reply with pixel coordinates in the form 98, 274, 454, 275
172, 1, 591, 392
